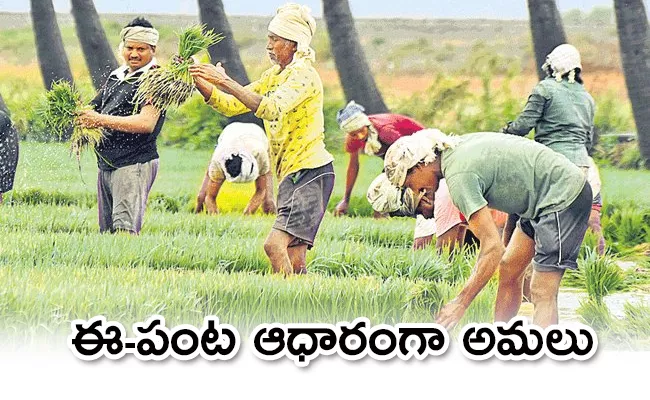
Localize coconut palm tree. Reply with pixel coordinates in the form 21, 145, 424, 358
30, 0, 73, 89
614, 0, 650, 168
71, 0, 118, 90
197, 0, 261, 125
322, 0, 388, 114
527, 0, 567, 79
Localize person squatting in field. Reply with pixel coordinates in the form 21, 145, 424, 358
194, 122, 276, 215
77, 17, 166, 234
334, 100, 440, 250
189, 3, 334, 275
367, 173, 508, 254
0, 109, 19, 204
384, 129, 592, 329
503, 43, 606, 255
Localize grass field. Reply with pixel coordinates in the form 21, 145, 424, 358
1, 143, 649, 349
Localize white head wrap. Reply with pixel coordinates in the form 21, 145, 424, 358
268, 3, 317, 62
120, 25, 159, 47
384, 129, 457, 187
366, 173, 420, 217
542, 44, 582, 83
218, 149, 260, 183
337, 101, 382, 155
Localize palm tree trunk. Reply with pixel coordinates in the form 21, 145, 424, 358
527, 0, 567, 80
614, 0, 650, 168
197, 0, 261, 126
0, 93, 9, 116
71, 0, 118, 90
30, 0, 73, 89
322, 0, 388, 114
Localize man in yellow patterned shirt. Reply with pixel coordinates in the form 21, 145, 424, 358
190, 3, 334, 275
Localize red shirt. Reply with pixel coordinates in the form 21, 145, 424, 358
345, 114, 425, 154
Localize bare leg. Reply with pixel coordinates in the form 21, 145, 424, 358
530, 269, 565, 328
263, 228, 295, 275
195, 170, 210, 214
494, 227, 535, 322
288, 244, 308, 274
588, 209, 606, 256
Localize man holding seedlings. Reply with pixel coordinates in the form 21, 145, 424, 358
77, 17, 166, 234
384, 129, 591, 329
194, 122, 276, 215
190, 4, 334, 275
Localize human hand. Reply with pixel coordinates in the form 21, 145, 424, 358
373, 211, 387, 219
333, 200, 349, 217
76, 109, 102, 129
189, 62, 229, 87
435, 299, 468, 330
205, 202, 219, 215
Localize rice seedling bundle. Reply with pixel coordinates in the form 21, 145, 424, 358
40, 80, 104, 157
133, 25, 224, 111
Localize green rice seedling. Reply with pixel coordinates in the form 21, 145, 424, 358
577, 297, 614, 332
621, 302, 650, 339
133, 25, 224, 111
579, 247, 626, 303
40, 80, 104, 158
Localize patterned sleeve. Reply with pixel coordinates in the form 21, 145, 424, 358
255, 66, 319, 121
207, 78, 265, 118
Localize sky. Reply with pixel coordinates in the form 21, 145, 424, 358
0, 0, 643, 19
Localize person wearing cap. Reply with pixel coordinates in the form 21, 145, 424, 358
384, 129, 592, 329
77, 17, 166, 234
195, 122, 275, 215
189, 4, 334, 275
503, 43, 605, 254
0, 109, 19, 204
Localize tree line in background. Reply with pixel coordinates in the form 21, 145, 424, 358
0, 0, 648, 168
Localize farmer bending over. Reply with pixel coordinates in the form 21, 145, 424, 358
190, 4, 334, 275
385, 129, 591, 329
77, 17, 165, 234
195, 122, 276, 215
335, 101, 437, 249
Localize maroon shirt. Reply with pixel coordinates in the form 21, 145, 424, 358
345, 114, 425, 156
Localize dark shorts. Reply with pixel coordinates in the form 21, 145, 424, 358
518, 182, 592, 273
273, 162, 335, 249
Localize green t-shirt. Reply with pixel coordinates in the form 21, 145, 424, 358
441, 132, 587, 220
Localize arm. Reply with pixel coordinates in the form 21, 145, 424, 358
436, 206, 505, 329
205, 176, 225, 215
262, 171, 277, 214
244, 172, 270, 215
77, 104, 160, 134
334, 150, 360, 216
502, 85, 547, 136
190, 63, 262, 117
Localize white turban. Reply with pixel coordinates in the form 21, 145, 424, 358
120, 26, 159, 47
384, 129, 457, 187
268, 3, 317, 62
542, 44, 582, 83
218, 148, 260, 184
366, 173, 420, 217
